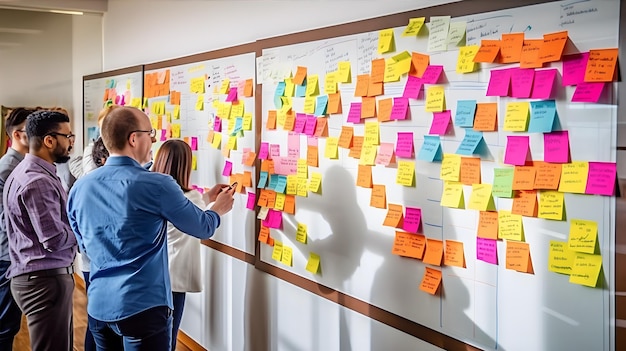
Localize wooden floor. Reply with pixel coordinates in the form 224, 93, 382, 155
13, 274, 193, 351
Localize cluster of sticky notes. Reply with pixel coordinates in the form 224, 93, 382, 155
144, 69, 171, 98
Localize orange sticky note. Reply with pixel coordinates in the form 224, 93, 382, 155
538, 30, 568, 63
512, 165, 536, 190
294, 66, 307, 85
243, 79, 254, 97
383, 204, 404, 228
473, 39, 500, 63
499, 33, 524, 64
392, 232, 426, 260
243, 151, 256, 167
506, 241, 533, 273
371, 59, 385, 83
520, 39, 544, 69
283, 111, 295, 131
477, 211, 499, 240
511, 190, 538, 217
409, 52, 430, 77
258, 225, 270, 243
355, 74, 370, 97
584, 48, 619, 82
367, 81, 384, 97
534, 161, 561, 190
283, 195, 296, 215
307, 145, 318, 167
314, 118, 328, 137
459, 157, 481, 185
328, 92, 342, 114
267, 110, 277, 130
338, 126, 353, 149
419, 267, 442, 295
423, 238, 443, 266
348, 136, 364, 159
356, 164, 373, 188
370, 184, 386, 209
473, 103, 498, 132
377, 98, 393, 122
361, 97, 377, 118
444, 240, 466, 268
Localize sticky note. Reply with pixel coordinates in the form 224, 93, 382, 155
296, 223, 308, 244
418, 135, 442, 162
585, 162, 616, 196
568, 219, 598, 254
511, 190, 538, 217
427, 16, 451, 52
562, 53, 589, 86
359, 143, 377, 166
429, 110, 451, 135
305, 252, 321, 274
271, 241, 283, 261
395, 132, 414, 158
356, 165, 373, 188
402, 75, 423, 100
486, 68, 512, 97
390, 97, 409, 120
425, 86, 445, 112
505, 241, 532, 273
396, 161, 415, 187
378, 28, 395, 54
423, 239, 444, 266
544, 131, 570, 163
531, 69, 557, 99
538, 191, 565, 221
440, 154, 461, 182
498, 210, 523, 241
454, 100, 477, 128
534, 161, 562, 190
444, 240, 466, 268
402, 17, 425, 36
504, 136, 529, 166
459, 157, 481, 185
324, 137, 339, 159
392, 232, 426, 259
477, 211, 498, 240
476, 237, 498, 265
528, 100, 557, 133
456, 45, 479, 73
440, 181, 464, 209
473, 39, 500, 63
548, 241, 575, 275
473, 102, 497, 132
410, 52, 430, 78
370, 184, 386, 209
493, 168, 514, 198
569, 253, 602, 287
456, 130, 484, 156
584, 48, 618, 82
520, 39, 543, 69
572, 82, 605, 103
558, 162, 589, 193
503, 102, 530, 131
538, 30, 568, 63
419, 267, 442, 295
403, 207, 421, 233
510, 68, 534, 98
383, 204, 404, 228
375, 143, 395, 166
512, 165, 536, 191
468, 184, 495, 211
500, 32, 524, 64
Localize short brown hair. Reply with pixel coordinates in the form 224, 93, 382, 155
152, 139, 192, 192
100, 106, 142, 152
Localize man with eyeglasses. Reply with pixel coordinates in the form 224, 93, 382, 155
0, 107, 33, 350
3, 110, 77, 351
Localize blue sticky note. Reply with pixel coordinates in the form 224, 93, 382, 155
274, 95, 283, 109
275, 82, 286, 97
268, 174, 279, 190
418, 135, 443, 162
314, 95, 328, 116
456, 130, 484, 155
295, 81, 307, 97
87, 126, 99, 142
455, 100, 477, 128
275, 175, 288, 194
258, 171, 269, 189
528, 100, 557, 133
230, 117, 243, 136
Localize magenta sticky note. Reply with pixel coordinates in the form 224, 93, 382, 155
190, 137, 198, 151
586, 162, 617, 196
287, 133, 300, 158
562, 52, 589, 86
259, 142, 269, 160
304, 115, 317, 135
510, 68, 535, 98
403, 207, 422, 233
486, 68, 512, 97
115, 95, 121, 105
160, 129, 167, 142
477, 237, 498, 265
119, 94, 126, 106
504, 135, 529, 166
421, 65, 444, 84
347, 102, 362, 123
390, 97, 409, 120
572, 82, 605, 103
429, 110, 451, 135
294, 113, 307, 133
402, 75, 423, 99
531, 69, 557, 99
395, 132, 414, 158
543, 131, 569, 163
214, 117, 222, 132
269, 144, 280, 158
222, 161, 232, 176
225, 87, 238, 102
246, 192, 256, 210
263, 209, 283, 229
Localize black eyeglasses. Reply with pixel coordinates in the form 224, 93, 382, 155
128, 128, 157, 138
47, 132, 76, 143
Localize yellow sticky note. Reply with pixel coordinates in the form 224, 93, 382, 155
378, 28, 395, 54
191, 155, 197, 170
498, 210, 524, 241
274, 193, 285, 211
172, 105, 180, 120
383, 59, 402, 83
284, 78, 295, 97
219, 79, 230, 94
456, 45, 479, 73
503, 102, 530, 131
286, 175, 298, 195
227, 136, 237, 150
228, 117, 236, 133
396, 161, 415, 186
440, 153, 461, 181
231, 102, 244, 118
126, 79, 131, 90
324, 72, 337, 94
306, 252, 321, 274
171, 124, 181, 138
558, 162, 589, 193
440, 182, 464, 209
296, 223, 308, 244
211, 132, 222, 149
305, 74, 319, 97
425, 85, 445, 112
538, 191, 565, 220
359, 143, 377, 166
548, 240, 575, 275
243, 112, 253, 131
364, 121, 379, 146
323, 137, 339, 159
130, 97, 142, 108
569, 253, 602, 287
303, 97, 316, 114
337, 61, 351, 83
297, 159, 308, 179
468, 184, 495, 211
190, 77, 205, 94
271, 241, 283, 261
392, 51, 412, 75
297, 177, 308, 197
402, 17, 425, 37
281, 246, 293, 267
309, 172, 322, 193
568, 219, 598, 254
195, 94, 204, 111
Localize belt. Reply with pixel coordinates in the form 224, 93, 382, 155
16, 266, 75, 280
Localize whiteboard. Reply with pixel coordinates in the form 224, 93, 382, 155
258, 1, 618, 350
144, 50, 257, 255
83, 66, 144, 147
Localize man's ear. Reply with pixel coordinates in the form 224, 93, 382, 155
42, 135, 55, 149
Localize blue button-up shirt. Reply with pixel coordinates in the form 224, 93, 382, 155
3, 154, 77, 278
67, 156, 220, 321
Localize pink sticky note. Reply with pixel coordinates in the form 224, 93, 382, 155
477, 237, 498, 264
115, 95, 121, 105
403, 207, 422, 233
572, 82, 605, 103
190, 137, 198, 151
263, 209, 283, 229
390, 97, 409, 120
307, 136, 318, 147
222, 161, 232, 176
531, 69, 557, 99
429, 110, 451, 135
294, 113, 307, 133
402, 75, 423, 99
124, 91, 130, 106
421, 65, 444, 84
214, 117, 222, 132
160, 129, 167, 142
259, 142, 269, 160
246, 192, 256, 210
375, 143, 395, 166
504, 135, 529, 166
269, 144, 280, 158
395, 132, 414, 158
273, 157, 298, 175
225, 87, 238, 102
304, 115, 317, 135
543, 131, 569, 163
486, 68, 512, 97
347, 102, 362, 123
287, 133, 300, 158
562, 52, 589, 86
510, 68, 535, 98
586, 162, 617, 196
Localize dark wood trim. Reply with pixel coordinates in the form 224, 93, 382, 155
201, 239, 256, 265
83, 65, 143, 81
144, 42, 259, 71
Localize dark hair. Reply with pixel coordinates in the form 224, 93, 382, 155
91, 137, 109, 167
25, 110, 70, 149
5, 108, 34, 136
101, 106, 142, 152
152, 139, 192, 192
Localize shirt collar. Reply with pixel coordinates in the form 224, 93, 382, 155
5, 148, 25, 162
24, 153, 57, 177
105, 156, 144, 168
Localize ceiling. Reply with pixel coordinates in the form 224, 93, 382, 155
0, 0, 107, 14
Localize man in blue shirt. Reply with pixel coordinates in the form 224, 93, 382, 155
68, 106, 235, 351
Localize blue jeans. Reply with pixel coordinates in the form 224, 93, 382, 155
0, 260, 21, 351
82, 271, 97, 351
89, 305, 172, 351
171, 292, 186, 351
